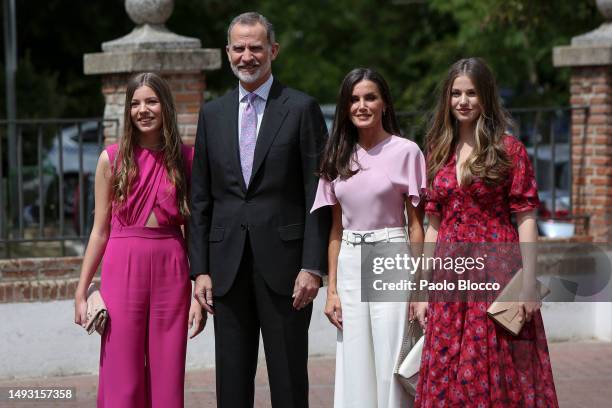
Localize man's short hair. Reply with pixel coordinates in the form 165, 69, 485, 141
227, 12, 276, 46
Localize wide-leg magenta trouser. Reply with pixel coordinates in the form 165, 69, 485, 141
98, 226, 190, 408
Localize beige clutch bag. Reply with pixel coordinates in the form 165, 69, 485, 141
85, 284, 108, 335
487, 269, 550, 336
394, 319, 424, 396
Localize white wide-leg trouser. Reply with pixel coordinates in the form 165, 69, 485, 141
333, 227, 413, 408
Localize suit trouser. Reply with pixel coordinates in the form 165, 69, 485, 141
213, 235, 312, 408
334, 228, 411, 408
98, 226, 191, 408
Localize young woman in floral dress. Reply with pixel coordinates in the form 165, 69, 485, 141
411, 58, 558, 408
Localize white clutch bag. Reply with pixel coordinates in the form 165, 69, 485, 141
394, 320, 424, 396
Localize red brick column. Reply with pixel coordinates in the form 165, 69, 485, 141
166, 73, 205, 146
554, 1, 612, 242
567, 67, 612, 241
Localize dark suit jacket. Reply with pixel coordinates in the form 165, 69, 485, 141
189, 79, 330, 297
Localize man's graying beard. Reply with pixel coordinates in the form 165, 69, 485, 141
230, 51, 272, 84
231, 62, 269, 84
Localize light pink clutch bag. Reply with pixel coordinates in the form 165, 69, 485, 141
85, 284, 108, 335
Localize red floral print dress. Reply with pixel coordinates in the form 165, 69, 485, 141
414, 136, 559, 408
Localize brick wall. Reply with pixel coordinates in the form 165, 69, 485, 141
569, 66, 612, 241
0, 257, 99, 303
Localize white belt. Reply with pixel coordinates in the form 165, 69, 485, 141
342, 227, 407, 244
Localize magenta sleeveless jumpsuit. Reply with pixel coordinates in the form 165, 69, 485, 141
98, 144, 194, 408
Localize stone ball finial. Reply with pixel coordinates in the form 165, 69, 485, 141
569, 0, 612, 46
125, 0, 174, 25
597, 0, 612, 20
100, 0, 201, 52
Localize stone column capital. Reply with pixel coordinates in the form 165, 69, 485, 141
84, 48, 221, 75
554, 0, 612, 67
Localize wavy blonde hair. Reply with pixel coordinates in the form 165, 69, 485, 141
425, 58, 511, 187
111, 72, 189, 216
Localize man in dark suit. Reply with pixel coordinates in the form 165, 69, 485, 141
189, 12, 330, 408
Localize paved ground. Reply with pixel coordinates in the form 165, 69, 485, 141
0, 341, 610, 407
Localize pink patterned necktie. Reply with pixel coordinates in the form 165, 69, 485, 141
239, 92, 258, 185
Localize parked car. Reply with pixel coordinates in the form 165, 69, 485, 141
21, 121, 101, 235
44, 121, 101, 215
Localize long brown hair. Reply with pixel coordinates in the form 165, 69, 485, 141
111, 72, 189, 216
319, 68, 401, 181
425, 58, 511, 187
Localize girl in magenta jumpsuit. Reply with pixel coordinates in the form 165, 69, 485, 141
74, 72, 205, 408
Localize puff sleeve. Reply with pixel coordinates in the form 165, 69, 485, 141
507, 137, 540, 213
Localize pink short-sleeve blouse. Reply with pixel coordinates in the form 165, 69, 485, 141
311, 135, 426, 230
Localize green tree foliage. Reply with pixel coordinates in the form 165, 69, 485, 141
1, 0, 132, 118
423, 0, 602, 107
0, 0, 603, 119
254, 0, 601, 109
257, 0, 456, 109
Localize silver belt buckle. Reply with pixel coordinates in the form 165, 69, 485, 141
352, 232, 374, 244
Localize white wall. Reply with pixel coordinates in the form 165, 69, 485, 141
541, 302, 610, 341
0, 294, 337, 379
1, 296, 610, 379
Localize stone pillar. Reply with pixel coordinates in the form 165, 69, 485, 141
83, 0, 221, 146
553, 0, 612, 242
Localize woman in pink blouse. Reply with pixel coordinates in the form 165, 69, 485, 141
74, 73, 205, 408
311, 68, 426, 407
